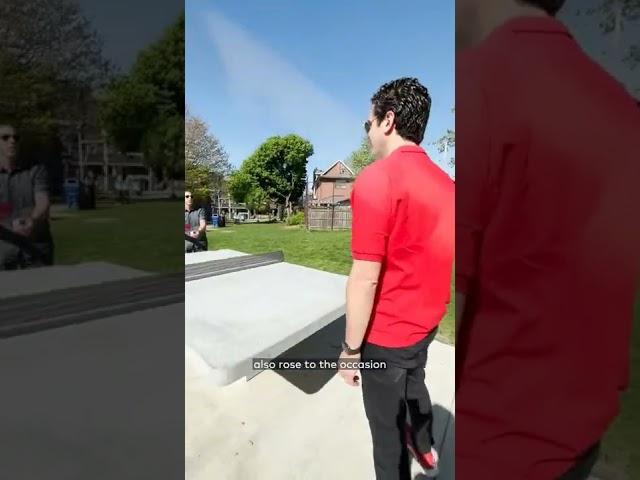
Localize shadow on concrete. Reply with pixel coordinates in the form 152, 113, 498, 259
411, 403, 454, 480
272, 315, 345, 394
271, 317, 455, 478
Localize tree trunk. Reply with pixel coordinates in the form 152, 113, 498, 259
285, 194, 292, 218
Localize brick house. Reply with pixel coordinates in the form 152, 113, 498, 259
312, 160, 355, 206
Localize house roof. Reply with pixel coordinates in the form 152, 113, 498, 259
319, 160, 354, 178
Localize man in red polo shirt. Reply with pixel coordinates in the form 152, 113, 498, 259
338, 77, 454, 480
456, 1, 640, 478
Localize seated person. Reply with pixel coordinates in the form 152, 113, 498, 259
184, 191, 207, 253
0, 122, 53, 270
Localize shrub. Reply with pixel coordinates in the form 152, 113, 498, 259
286, 211, 305, 226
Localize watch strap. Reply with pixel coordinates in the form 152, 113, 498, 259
342, 340, 361, 355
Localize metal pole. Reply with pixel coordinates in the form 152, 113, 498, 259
77, 124, 84, 180
331, 181, 335, 231
305, 174, 309, 230
102, 130, 109, 192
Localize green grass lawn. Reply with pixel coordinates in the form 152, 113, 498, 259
209, 222, 455, 344
50, 200, 183, 273
597, 297, 640, 479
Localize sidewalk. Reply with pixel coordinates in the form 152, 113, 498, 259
185, 322, 455, 480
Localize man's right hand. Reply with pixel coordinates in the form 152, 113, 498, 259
12, 218, 33, 237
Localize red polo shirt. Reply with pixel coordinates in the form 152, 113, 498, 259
456, 17, 640, 479
350, 145, 454, 348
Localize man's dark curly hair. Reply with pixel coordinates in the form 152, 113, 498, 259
371, 77, 431, 145
518, 0, 566, 16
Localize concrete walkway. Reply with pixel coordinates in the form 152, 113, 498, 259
185, 320, 455, 479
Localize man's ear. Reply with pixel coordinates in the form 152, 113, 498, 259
384, 111, 395, 135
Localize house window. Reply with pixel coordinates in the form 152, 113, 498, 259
336, 180, 347, 189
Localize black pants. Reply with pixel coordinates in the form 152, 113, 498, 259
1, 242, 53, 270
361, 328, 437, 480
184, 237, 207, 253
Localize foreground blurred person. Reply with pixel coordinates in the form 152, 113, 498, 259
456, 1, 640, 478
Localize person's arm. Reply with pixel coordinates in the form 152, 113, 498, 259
345, 259, 382, 349
31, 164, 50, 222
339, 168, 392, 386
197, 209, 207, 235
31, 191, 50, 222
13, 165, 50, 236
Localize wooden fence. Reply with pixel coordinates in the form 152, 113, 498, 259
307, 206, 352, 230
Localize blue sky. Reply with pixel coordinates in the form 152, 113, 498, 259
186, 0, 455, 178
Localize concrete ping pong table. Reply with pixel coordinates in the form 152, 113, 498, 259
185, 249, 348, 385
0, 262, 185, 479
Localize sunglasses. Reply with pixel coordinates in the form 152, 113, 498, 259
1, 134, 19, 142
364, 120, 372, 134
185, 194, 192, 198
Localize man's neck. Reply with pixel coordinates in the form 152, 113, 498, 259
381, 137, 418, 159
473, 4, 549, 46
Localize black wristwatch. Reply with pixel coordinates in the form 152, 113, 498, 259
341, 340, 361, 355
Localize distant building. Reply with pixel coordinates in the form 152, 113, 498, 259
56, 96, 155, 193
312, 160, 355, 206
211, 196, 250, 218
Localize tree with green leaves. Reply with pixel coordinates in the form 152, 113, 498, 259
433, 107, 455, 167
228, 170, 255, 204
227, 170, 269, 215
0, 0, 112, 129
434, 129, 455, 167
347, 136, 375, 174
236, 134, 313, 218
0, 0, 111, 87
185, 161, 214, 199
99, 14, 184, 181
245, 187, 270, 215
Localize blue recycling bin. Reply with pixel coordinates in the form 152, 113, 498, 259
211, 214, 219, 228
63, 179, 80, 209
